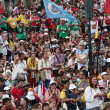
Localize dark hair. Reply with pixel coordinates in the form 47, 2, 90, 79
18, 52, 24, 57
75, 70, 80, 74
89, 75, 97, 88
62, 80, 70, 85
71, 52, 76, 57
42, 103, 49, 110
3, 98, 11, 105
82, 70, 88, 78
54, 47, 60, 53
90, 67, 98, 77
33, 103, 41, 108
80, 66, 86, 70
99, 87, 104, 90
94, 38, 100, 43
42, 51, 47, 56
16, 103, 23, 108
20, 97, 28, 104
17, 80, 23, 84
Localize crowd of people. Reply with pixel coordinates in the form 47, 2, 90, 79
0, 0, 110, 110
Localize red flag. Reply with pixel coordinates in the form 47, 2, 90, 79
0, 3, 5, 13
104, 0, 110, 14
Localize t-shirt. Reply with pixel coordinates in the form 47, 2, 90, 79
0, 16, 7, 29
68, 19, 81, 31
17, 14, 26, 22
9, 40, 15, 51
12, 86, 19, 99
98, 80, 109, 87
60, 89, 67, 99
7, 17, 17, 29
58, 25, 68, 38
17, 88, 25, 98
17, 26, 26, 39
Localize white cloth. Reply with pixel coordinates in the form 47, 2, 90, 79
98, 80, 109, 87
2, 40, 8, 55
91, 21, 96, 33
5, 80, 11, 88
0, 36, 3, 53
85, 86, 103, 109
38, 58, 51, 80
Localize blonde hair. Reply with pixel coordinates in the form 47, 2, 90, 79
49, 99, 56, 103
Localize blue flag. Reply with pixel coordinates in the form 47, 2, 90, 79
44, 0, 78, 23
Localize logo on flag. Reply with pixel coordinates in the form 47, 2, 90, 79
44, 0, 77, 23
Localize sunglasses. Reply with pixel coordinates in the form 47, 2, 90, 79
80, 45, 84, 46
51, 83, 56, 85
70, 70, 74, 72
62, 68, 65, 69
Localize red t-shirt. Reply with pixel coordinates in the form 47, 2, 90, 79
5, 106, 15, 110
12, 86, 19, 99
30, 16, 39, 27
72, 7, 79, 12
47, 19, 55, 29
17, 88, 25, 98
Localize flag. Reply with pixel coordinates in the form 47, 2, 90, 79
42, 83, 46, 96
38, 80, 44, 102
104, 0, 110, 14
0, 3, 5, 13
13, 7, 18, 13
44, 0, 77, 23
82, 0, 85, 3
95, 20, 98, 38
52, 0, 59, 4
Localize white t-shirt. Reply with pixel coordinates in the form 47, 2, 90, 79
2, 40, 8, 55
98, 79, 109, 87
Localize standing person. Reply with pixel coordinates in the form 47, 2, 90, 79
27, 53, 38, 87
58, 20, 68, 38
92, 38, 105, 73
76, 42, 88, 70
38, 51, 52, 89
68, 13, 81, 38
85, 75, 103, 110
0, 30, 3, 58
51, 47, 65, 77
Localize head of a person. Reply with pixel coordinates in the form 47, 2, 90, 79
31, 53, 36, 61
106, 66, 110, 74
2, 55, 6, 62
49, 99, 56, 109
94, 38, 100, 47
4, 86, 10, 95
16, 103, 23, 110
32, 103, 41, 110
103, 102, 110, 110
18, 52, 24, 61
17, 80, 23, 88
0, 90, 3, 99
50, 81, 57, 90
89, 75, 97, 88
71, 52, 76, 60
0, 13, 3, 18
82, 70, 88, 79
90, 67, 98, 76
102, 72, 108, 80
71, 76, 76, 84
62, 20, 65, 25
61, 66, 66, 73
69, 68, 74, 75
79, 41, 84, 50
0, 77, 4, 86
20, 22, 24, 28
3, 98, 12, 108
20, 97, 28, 106
23, 81, 30, 93
0, 58, 5, 66
54, 47, 60, 54
75, 70, 80, 78
56, 76, 62, 84
42, 103, 49, 110
62, 80, 70, 90
42, 51, 48, 59
5, 65, 11, 71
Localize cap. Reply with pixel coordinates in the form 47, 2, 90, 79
101, 72, 107, 76
49, 80, 56, 86
5, 70, 11, 75
104, 29, 108, 32
64, 48, 71, 51
20, 40, 24, 43
44, 33, 48, 36
44, 28, 49, 31
69, 84, 76, 90
23, 81, 30, 87
103, 102, 110, 109
4, 86, 10, 91
2, 73, 7, 80
52, 39, 58, 43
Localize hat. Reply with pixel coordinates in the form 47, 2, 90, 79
20, 40, 24, 43
38, 11, 41, 14
72, 48, 77, 52
44, 28, 49, 32
32, 10, 36, 13
2, 94, 9, 99
101, 72, 107, 76
69, 84, 76, 90
44, 33, 48, 36
65, 36, 69, 39
20, 21, 24, 24
52, 39, 58, 43
59, 108, 66, 110
26, 91, 35, 100
104, 29, 108, 32
103, 102, 110, 109
23, 81, 30, 87
4, 86, 10, 91
2, 73, 7, 80
64, 48, 71, 51
5, 70, 11, 75
91, 41, 95, 44
50, 80, 56, 86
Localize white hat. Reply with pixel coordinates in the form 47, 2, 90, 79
107, 58, 110, 62
101, 72, 107, 76
64, 48, 71, 51
104, 29, 108, 32
44, 33, 48, 36
26, 91, 35, 100
52, 39, 58, 43
2, 94, 9, 99
72, 48, 77, 52
91, 41, 95, 44
20, 40, 24, 43
5, 70, 11, 75
52, 45, 57, 48
4, 86, 10, 91
50, 80, 56, 86
65, 36, 69, 39
44, 28, 48, 31
69, 84, 76, 90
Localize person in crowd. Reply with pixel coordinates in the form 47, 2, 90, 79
49, 99, 56, 110
42, 103, 50, 110
85, 75, 103, 110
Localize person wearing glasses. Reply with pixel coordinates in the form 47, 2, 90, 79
44, 80, 60, 104
76, 41, 88, 70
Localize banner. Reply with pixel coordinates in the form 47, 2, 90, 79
44, 0, 77, 23
104, 0, 110, 14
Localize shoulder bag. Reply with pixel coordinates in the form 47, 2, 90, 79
55, 54, 60, 64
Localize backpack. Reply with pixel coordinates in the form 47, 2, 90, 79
65, 89, 83, 110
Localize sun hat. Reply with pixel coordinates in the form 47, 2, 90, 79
2, 73, 7, 80
23, 81, 30, 87
101, 72, 107, 76
26, 91, 35, 100
4, 86, 10, 91
44, 33, 48, 36
49, 80, 56, 87
103, 102, 110, 109
52, 39, 58, 43
2, 94, 9, 99
5, 70, 11, 75
69, 84, 76, 90
64, 48, 71, 51
44, 28, 49, 31
20, 40, 24, 43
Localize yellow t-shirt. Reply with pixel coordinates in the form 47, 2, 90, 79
9, 40, 15, 51
60, 89, 67, 99
97, 73, 102, 80
17, 15, 26, 22
27, 59, 38, 69
24, 19, 31, 27
7, 17, 17, 28
27, 57, 39, 64
107, 92, 110, 99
